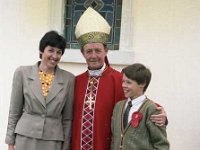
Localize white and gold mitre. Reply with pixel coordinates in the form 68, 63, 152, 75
75, 7, 111, 47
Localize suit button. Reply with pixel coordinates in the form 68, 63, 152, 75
41, 114, 45, 118
121, 134, 123, 137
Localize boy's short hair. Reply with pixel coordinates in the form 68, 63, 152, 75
121, 63, 152, 92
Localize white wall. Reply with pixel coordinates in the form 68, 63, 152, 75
1, 0, 200, 149
0, 1, 51, 149
132, 1, 200, 149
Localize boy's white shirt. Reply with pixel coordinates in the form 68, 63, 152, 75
126, 94, 146, 123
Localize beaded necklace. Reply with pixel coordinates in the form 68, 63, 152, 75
38, 71, 55, 97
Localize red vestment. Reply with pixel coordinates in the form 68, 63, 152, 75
71, 66, 125, 150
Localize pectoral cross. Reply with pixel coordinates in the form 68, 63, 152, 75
86, 94, 95, 110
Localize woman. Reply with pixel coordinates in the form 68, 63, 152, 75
5, 31, 75, 150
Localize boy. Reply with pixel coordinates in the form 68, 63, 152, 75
111, 63, 169, 150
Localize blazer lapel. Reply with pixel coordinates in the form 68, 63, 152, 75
28, 63, 46, 108
121, 101, 128, 132
124, 99, 149, 131
45, 67, 64, 105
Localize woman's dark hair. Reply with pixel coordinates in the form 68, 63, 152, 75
39, 31, 66, 58
121, 63, 152, 92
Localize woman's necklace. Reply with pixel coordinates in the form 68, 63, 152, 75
38, 71, 55, 97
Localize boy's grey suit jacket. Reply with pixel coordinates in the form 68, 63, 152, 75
111, 99, 169, 150
5, 62, 75, 149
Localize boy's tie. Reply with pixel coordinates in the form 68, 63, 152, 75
123, 101, 132, 129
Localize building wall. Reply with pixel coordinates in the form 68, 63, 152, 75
1, 0, 200, 149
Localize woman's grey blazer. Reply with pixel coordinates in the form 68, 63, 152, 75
5, 62, 75, 149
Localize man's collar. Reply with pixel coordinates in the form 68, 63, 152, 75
88, 63, 106, 76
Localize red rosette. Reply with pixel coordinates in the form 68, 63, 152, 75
131, 112, 143, 128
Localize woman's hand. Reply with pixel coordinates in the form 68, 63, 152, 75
8, 144, 14, 150
150, 106, 167, 126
